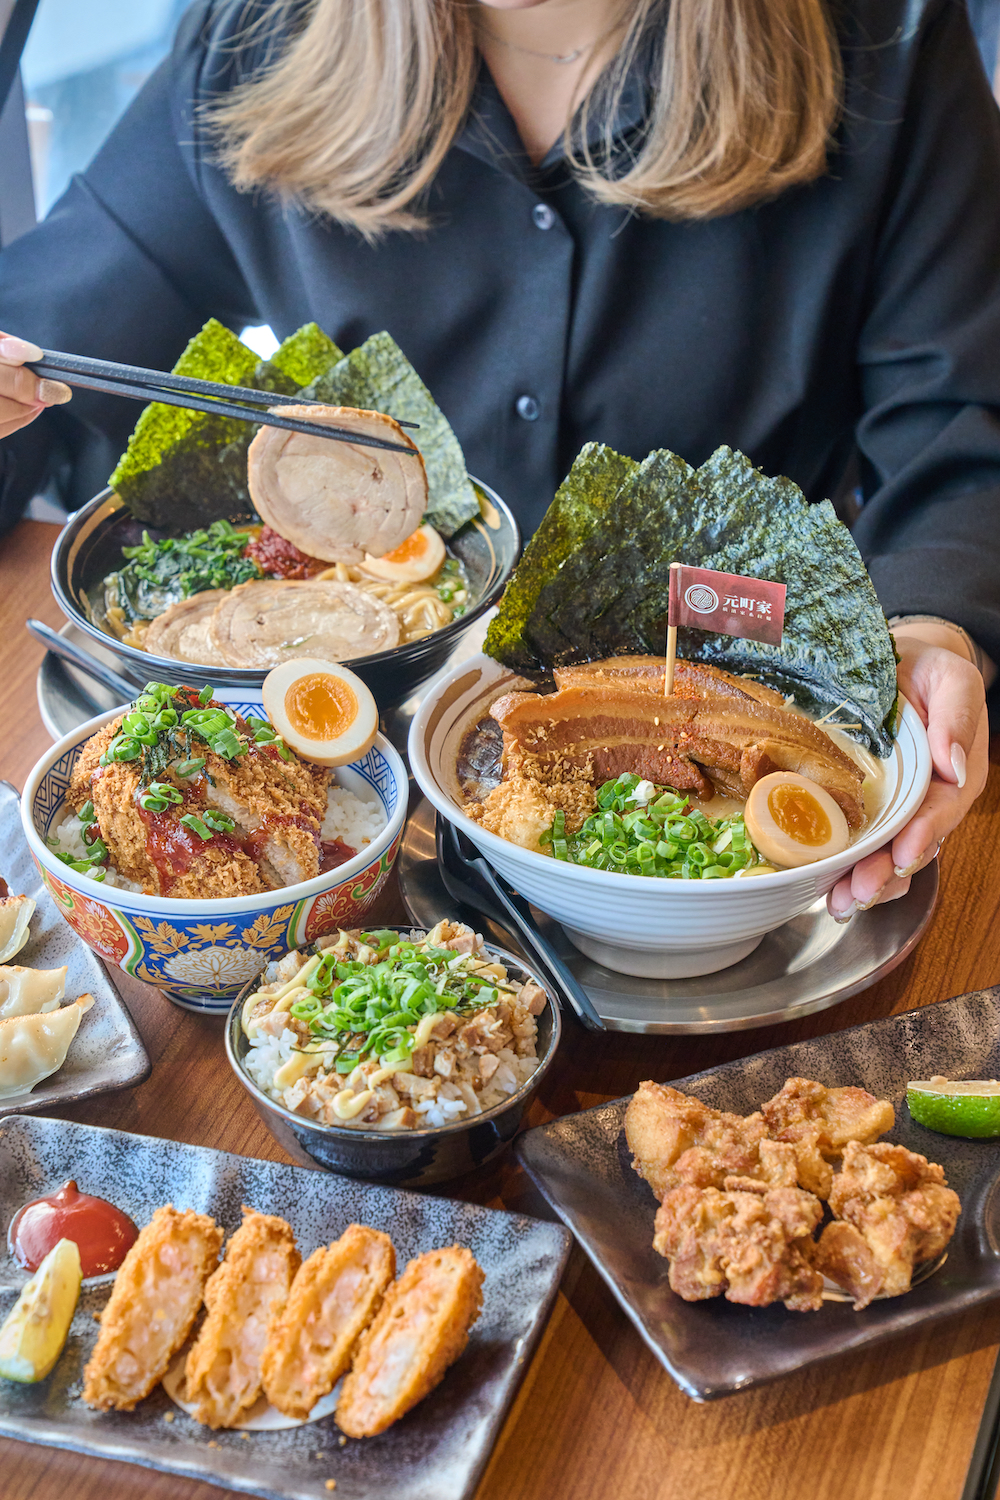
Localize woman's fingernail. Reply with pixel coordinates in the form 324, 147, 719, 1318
951, 742, 967, 789
37, 378, 71, 405
894, 843, 939, 879
858, 884, 887, 912
832, 901, 858, 925
0, 335, 43, 362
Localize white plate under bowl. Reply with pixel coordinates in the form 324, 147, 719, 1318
408, 653, 932, 978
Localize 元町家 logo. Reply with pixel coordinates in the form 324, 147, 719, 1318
683, 583, 720, 615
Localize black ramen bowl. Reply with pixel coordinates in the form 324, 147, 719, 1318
50, 480, 519, 709
225, 935, 561, 1188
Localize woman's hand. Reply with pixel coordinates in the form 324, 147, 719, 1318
827, 636, 989, 920
0, 333, 71, 439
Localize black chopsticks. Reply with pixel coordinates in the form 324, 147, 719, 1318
27, 348, 419, 456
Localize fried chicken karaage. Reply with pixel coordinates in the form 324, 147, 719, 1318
814, 1141, 961, 1308
653, 1183, 825, 1311
627, 1076, 959, 1313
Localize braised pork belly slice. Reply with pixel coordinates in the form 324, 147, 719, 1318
489, 658, 866, 827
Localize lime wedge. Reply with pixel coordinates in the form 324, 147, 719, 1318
907, 1077, 1000, 1138
0, 1238, 82, 1383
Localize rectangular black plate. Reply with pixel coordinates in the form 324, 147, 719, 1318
0, 1116, 571, 1499
0, 781, 149, 1117
516, 986, 1000, 1400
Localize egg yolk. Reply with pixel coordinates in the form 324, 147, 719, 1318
767, 783, 831, 847
380, 530, 424, 565
284, 673, 358, 741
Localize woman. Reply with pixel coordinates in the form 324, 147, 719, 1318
0, 0, 994, 919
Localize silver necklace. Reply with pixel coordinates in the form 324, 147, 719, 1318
479, 29, 586, 64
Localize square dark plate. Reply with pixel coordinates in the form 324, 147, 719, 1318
0, 1116, 571, 1500
515, 985, 1000, 1401
0, 781, 149, 1117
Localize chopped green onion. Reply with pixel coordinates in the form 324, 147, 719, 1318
199, 685, 213, 704
202, 810, 236, 833
174, 758, 206, 778
180, 813, 213, 840
544, 773, 761, 881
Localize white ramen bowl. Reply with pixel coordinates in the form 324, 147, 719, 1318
408, 653, 933, 978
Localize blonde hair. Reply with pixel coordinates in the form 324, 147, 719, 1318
210, 0, 842, 236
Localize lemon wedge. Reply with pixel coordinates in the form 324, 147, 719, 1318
907, 1077, 1000, 1138
0, 1237, 82, 1382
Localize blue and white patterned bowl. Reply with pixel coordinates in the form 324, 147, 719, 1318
20, 705, 408, 1014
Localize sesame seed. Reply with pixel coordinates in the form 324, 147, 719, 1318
164, 1412, 175, 1423
325, 1481, 337, 1491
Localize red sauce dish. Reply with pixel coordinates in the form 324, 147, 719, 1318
8, 1180, 138, 1277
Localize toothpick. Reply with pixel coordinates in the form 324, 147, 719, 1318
664, 563, 680, 697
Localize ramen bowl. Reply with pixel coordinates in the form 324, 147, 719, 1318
21, 706, 408, 1014
50, 481, 520, 707
225, 935, 562, 1187
408, 653, 933, 979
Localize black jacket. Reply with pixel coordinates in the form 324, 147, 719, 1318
3, 0, 1000, 668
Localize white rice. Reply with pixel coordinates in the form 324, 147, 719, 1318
321, 784, 386, 850
48, 781, 386, 893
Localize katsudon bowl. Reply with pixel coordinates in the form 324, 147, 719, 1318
20, 707, 408, 1014
50, 482, 519, 707
225, 933, 562, 1187
408, 653, 933, 980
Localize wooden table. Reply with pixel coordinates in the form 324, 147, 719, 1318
3, 516, 1000, 1500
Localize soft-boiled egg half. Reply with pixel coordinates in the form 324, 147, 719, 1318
744, 772, 851, 868
362, 523, 446, 583
261, 659, 378, 767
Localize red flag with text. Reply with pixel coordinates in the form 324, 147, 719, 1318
668, 565, 786, 646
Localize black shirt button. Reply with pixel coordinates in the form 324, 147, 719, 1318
516, 395, 540, 421
532, 203, 555, 230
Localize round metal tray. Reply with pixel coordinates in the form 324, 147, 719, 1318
397, 796, 939, 1035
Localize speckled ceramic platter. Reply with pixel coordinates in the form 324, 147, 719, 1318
0, 1115, 571, 1500
397, 795, 939, 1034
0, 780, 148, 1117
516, 986, 1000, 1401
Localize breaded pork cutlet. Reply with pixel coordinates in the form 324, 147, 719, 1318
184, 1208, 300, 1429
336, 1245, 484, 1439
262, 1224, 395, 1421
83, 1205, 223, 1411
66, 694, 330, 898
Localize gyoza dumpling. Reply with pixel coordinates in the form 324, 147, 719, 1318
0, 993, 94, 1098
0, 965, 67, 1019
0, 896, 34, 963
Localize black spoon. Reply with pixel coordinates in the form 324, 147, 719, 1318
438, 815, 605, 1032
26, 618, 141, 704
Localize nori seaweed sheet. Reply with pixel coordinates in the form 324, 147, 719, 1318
483, 443, 639, 674
303, 331, 479, 537
485, 444, 898, 754
110, 322, 345, 532
110, 320, 261, 530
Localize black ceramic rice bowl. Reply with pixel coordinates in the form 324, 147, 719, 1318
50, 482, 519, 708
224, 934, 562, 1187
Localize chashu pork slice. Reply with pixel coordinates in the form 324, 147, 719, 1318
248, 405, 428, 564
490, 659, 866, 826
553, 656, 789, 709
144, 590, 228, 665
208, 579, 399, 669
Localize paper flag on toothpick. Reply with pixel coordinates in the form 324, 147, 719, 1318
667, 564, 786, 646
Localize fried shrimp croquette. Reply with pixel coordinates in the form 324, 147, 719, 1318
184, 1207, 300, 1429
82, 1206, 223, 1411
336, 1245, 484, 1438
262, 1224, 395, 1421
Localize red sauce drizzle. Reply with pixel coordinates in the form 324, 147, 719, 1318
320, 838, 358, 872
243, 526, 328, 579
9, 1181, 138, 1277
